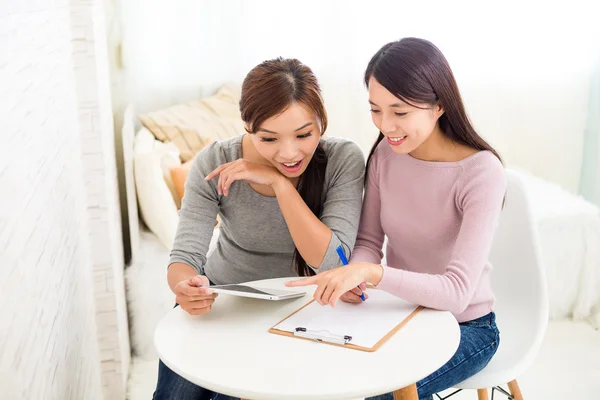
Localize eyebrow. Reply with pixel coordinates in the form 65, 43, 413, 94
369, 100, 407, 108
257, 122, 313, 134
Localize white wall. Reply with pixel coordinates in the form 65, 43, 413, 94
118, 0, 600, 193
71, 0, 131, 395
0, 1, 103, 398
0, 0, 129, 398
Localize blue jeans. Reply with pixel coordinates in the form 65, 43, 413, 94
367, 312, 500, 400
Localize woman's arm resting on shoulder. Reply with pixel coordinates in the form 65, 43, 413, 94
275, 142, 365, 270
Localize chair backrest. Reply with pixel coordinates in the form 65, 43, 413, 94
488, 169, 549, 370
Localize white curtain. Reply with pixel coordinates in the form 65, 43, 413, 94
119, 0, 600, 193
580, 57, 600, 207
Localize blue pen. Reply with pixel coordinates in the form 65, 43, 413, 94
336, 246, 366, 301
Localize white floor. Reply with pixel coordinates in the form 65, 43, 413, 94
128, 320, 600, 400
435, 321, 600, 400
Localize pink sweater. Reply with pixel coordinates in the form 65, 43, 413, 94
350, 141, 506, 322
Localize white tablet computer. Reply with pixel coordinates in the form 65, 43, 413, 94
209, 284, 306, 301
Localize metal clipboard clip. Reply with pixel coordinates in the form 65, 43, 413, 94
294, 327, 352, 345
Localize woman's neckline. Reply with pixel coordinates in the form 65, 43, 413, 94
401, 149, 489, 168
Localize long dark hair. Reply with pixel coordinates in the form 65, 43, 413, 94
239, 57, 328, 277
365, 38, 502, 174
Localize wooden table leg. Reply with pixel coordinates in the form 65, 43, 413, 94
393, 383, 418, 400
507, 379, 524, 400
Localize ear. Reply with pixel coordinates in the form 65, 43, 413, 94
435, 103, 445, 118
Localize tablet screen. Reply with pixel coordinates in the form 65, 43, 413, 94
211, 284, 275, 295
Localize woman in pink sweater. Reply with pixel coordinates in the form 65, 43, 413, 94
287, 38, 506, 399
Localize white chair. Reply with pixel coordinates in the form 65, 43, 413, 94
452, 169, 549, 399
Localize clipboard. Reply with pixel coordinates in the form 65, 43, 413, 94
269, 289, 423, 352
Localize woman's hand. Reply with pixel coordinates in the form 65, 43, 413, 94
173, 275, 218, 315
205, 159, 284, 196
340, 282, 369, 303
285, 262, 383, 307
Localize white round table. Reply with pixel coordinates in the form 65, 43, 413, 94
154, 278, 460, 400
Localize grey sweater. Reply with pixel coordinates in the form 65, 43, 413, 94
169, 135, 365, 285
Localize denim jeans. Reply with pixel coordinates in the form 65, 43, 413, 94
367, 312, 500, 400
